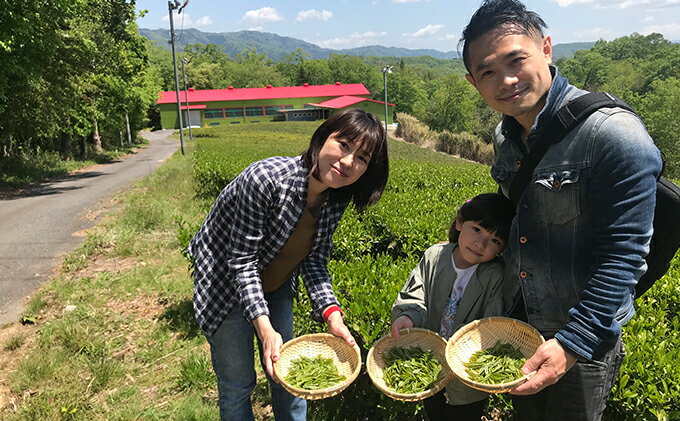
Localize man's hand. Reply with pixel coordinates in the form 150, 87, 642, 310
326, 311, 356, 346
390, 315, 414, 339
253, 315, 283, 380
510, 338, 577, 395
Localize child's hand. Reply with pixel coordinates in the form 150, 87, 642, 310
390, 315, 414, 338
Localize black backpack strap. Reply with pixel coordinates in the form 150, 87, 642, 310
508, 92, 635, 206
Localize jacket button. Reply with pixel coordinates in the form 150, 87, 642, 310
520, 271, 528, 278
553, 180, 561, 188
515, 160, 522, 168
519, 236, 528, 244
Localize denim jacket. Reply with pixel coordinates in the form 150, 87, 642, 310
492, 67, 662, 360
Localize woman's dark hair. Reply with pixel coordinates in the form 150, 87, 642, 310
301, 108, 389, 212
459, 0, 547, 74
448, 193, 515, 244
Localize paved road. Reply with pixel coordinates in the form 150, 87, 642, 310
0, 130, 179, 325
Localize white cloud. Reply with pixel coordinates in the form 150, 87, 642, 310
162, 12, 213, 28
194, 16, 213, 26
573, 27, 615, 39
555, 0, 593, 6
248, 26, 264, 31
241, 7, 283, 25
442, 34, 457, 40
411, 24, 444, 37
643, 15, 655, 21
315, 31, 388, 48
643, 22, 680, 37
557, 0, 680, 9
296, 9, 333, 22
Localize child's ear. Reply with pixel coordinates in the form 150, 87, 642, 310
455, 217, 463, 232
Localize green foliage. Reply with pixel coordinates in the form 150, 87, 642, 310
178, 353, 216, 391
185, 122, 680, 420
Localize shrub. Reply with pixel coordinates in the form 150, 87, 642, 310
395, 112, 436, 147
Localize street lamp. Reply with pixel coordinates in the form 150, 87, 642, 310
181, 57, 194, 141
168, 0, 189, 155
382, 65, 393, 141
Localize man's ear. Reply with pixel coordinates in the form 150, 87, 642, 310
465, 73, 476, 88
542, 35, 553, 65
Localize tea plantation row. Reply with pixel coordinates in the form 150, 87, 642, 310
183, 121, 679, 420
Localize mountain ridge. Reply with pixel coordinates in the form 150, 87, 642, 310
139, 27, 594, 61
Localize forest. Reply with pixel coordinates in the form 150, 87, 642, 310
1, 0, 679, 179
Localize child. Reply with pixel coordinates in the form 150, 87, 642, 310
391, 193, 514, 420
189, 108, 389, 421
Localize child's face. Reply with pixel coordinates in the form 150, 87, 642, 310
454, 219, 506, 268
315, 132, 371, 189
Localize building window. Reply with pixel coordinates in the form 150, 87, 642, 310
264, 106, 283, 116
245, 106, 264, 117
204, 108, 224, 119
283, 104, 294, 110
303, 104, 316, 109
225, 107, 244, 118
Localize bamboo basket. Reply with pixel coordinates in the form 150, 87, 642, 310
445, 317, 545, 393
367, 328, 453, 402
273, 333, 361, 400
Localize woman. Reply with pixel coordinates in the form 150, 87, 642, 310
188, 108, 389, 421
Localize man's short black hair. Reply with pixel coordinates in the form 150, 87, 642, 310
460, 0, 547, 73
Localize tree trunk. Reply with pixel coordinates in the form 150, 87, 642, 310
92, 120, 103, 152
80, 135, 87, 158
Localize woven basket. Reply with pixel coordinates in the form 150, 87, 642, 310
367, 328, 453, 402
273, 333, 361, 400
445, 317, 545, 393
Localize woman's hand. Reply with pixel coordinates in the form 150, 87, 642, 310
253, 315, 283, 380
390, 315, 414, 338
326, 311, 356, 346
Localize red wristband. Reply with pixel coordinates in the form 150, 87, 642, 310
322, 305, 344, 322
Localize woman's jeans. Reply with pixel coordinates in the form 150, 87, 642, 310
206, 283, 307, 421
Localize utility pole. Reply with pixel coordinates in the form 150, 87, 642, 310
182, 57, 194, 141
382, 65, 393, 142
168, 0, 188, 155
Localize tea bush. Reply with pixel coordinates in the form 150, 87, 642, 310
185, 121, 680, 420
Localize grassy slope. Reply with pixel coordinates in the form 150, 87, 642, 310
0, 122, 678, 420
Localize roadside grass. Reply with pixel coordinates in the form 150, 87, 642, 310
0, 140, 269, 420
0, 139, 148, 190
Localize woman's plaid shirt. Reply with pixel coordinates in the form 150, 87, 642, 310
188, 156, 348, 337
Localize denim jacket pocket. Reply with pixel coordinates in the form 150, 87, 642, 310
535, 170, 581, 225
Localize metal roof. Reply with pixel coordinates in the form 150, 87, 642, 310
307, 95, 396, 109
157, 83, 370, 104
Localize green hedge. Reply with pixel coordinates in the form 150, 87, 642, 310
185, 121, 680, 420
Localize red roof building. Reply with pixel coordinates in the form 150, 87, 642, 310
157, 82, 395, 129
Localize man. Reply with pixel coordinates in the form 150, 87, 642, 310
460, 1, 662, 419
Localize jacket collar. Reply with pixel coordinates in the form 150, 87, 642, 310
500, 65, 572, 140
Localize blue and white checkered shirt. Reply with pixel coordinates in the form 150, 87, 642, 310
188, 155, 348, 337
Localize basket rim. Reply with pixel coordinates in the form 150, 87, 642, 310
367, 328, 453, 401
273, 333, 362, 399
445, 317, 545, 393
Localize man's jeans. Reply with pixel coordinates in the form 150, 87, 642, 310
511, 337, 625, 421
206, 282, 307, 421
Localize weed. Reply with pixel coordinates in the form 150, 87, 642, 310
3, 334, 25, 351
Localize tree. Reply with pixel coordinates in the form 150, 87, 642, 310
556, 50, 612, 91
423, 74, 478, 133
637, 78, 680, 178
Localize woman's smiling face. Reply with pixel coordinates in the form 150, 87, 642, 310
315, 132, 371, 190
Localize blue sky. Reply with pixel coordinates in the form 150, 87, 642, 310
136, 0, 680, 52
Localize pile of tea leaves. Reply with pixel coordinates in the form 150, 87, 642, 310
284, 355, 346, 390
464, 341, 527, 384
383, 346, 442, 394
